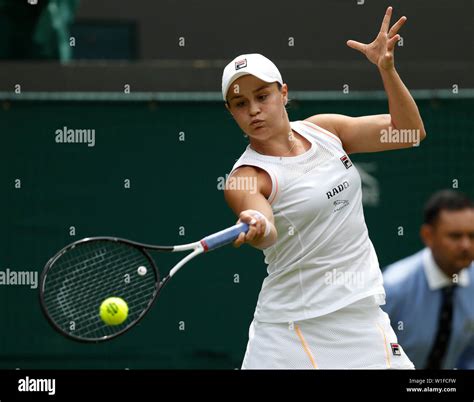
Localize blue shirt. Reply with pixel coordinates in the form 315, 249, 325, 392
382, 248, 474, 369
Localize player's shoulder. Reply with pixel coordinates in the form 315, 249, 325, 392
383, 249, 425, 287
225, 165, 272, 200
299, 115, 344, 146
303, 114, 340, 133
230, 164, 260, 177
229, 165, 270, 184
303, 114, 350, 137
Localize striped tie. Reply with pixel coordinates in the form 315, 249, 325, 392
425, 284, 457, 369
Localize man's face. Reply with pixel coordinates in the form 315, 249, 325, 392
225, 75, 288, 139
422, 208, 474, 275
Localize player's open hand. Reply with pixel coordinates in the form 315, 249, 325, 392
346, 6, 406, 71
233, 210, 267, 248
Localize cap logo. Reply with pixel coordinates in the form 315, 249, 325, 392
235, 58, 247, 70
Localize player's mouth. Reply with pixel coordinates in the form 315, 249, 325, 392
250, 119, 265, 128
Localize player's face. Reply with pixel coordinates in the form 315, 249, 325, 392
225, 75, 288, 139
423, 208, 474, 275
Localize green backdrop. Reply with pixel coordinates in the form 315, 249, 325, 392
0, 94, 472, 368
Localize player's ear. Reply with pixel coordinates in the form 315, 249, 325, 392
281, 83, 289, 105
420, 224, 433, 248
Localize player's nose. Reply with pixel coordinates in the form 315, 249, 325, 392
248, 101, 261, 115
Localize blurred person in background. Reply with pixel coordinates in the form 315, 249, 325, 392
0, 0, 79, 60
383, 190, 474, 369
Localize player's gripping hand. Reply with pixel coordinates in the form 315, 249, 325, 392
233, 209, 271, 248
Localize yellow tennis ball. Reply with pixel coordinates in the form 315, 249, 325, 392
99, 297, 128, 325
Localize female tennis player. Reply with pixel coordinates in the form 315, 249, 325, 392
223, 7, 426, 369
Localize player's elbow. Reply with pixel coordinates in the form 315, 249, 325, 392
420, 128, 427, 142
398, 126, 427, 149
418, 122, 427, 142
414, 126, 427, 148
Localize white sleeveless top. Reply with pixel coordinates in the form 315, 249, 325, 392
229, 120, 386, 323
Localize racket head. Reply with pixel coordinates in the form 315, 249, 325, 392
39, 237, 162, 343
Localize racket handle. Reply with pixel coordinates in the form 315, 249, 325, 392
200, 222, 249, 252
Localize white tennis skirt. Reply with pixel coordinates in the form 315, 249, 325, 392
241, 297, 415, 369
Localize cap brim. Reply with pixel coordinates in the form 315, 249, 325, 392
224, 71, 280, 101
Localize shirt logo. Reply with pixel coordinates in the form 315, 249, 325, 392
391, 343, 401, 356
340, 155, 353, 169
326, 181, 350, 199
235, 58, 247, 70
333, 200, 349, 212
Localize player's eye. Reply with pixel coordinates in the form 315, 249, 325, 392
258, 94, 268, 101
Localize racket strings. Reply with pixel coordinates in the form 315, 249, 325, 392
42, 241, 158, 340
44, 243, 142, 287
44, 248, 149, 312
44, 244, 156, 339
44, 247, 151, 307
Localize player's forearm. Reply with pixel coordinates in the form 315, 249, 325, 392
379, 66, 426, 138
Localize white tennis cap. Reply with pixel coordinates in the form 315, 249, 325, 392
222, 53, 283, 101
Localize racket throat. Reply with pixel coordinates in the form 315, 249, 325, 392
168, 244, 204, 278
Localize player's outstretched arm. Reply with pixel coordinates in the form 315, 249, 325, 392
335, 6, 426, 154
306, 7, 426, 155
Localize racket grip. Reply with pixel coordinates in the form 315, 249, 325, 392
201, 222, 249, 252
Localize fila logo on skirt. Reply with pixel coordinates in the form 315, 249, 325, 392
391, 343, 402, 356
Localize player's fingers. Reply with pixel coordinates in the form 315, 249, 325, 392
237, 210, 267, 243
233, 218, 244, 246
239, 213, 259, 232
245, 224, 258, 242
233, 232, 246, 248
379, 6, 392, 33
259, 218, 266, 237
254, 216, 263, 237
388, 16, 406, 37
346, 40, 366, 54
250, 211, 267, 238
261, 218, 267, 237
234, 232, 244, 246
239, 211, 257, 225
250, 214, 266, 240
387, 34, 399, 51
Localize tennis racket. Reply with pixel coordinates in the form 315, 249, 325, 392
39, 222, 249, 343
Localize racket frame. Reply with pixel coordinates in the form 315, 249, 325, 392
39, 222, 248, 342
